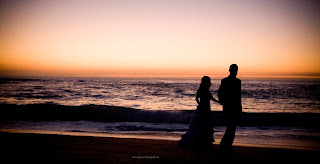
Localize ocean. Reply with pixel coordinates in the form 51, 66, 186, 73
1, 77, 319, 113
0, 77, 319, 150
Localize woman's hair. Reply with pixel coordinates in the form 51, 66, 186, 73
200, 76, 211, 89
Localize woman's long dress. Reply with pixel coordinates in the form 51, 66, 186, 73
178, 89, 215, 149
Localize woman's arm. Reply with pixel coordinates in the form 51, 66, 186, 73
209, 92, 219, 103
196, 90, 200, 104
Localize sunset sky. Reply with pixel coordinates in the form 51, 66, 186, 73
0, 0, 319, 78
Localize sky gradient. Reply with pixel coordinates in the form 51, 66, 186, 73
1, 0, 319, 78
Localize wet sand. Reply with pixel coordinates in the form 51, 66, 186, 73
1, 132, 317, 164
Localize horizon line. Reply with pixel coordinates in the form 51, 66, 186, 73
1, 72, 320, 80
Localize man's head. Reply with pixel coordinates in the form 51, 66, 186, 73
229, 64, 238, 77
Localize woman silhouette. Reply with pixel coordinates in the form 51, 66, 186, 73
178, 76, 219, 150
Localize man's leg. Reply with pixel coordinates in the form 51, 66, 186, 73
220, 118, 236, 149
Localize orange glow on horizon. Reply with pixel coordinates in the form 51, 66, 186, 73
0, 1, 319, 78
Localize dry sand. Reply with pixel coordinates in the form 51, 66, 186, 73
1, 132, 317, 164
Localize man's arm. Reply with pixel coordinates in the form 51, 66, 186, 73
218, 79, 224, 105
238, 79, 242, 113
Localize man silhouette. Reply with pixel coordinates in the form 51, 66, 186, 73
218, 64, 242, 151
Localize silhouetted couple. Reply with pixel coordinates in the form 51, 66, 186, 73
179, 64, 242, 152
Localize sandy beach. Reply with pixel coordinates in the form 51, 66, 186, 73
1, 132, 317, 164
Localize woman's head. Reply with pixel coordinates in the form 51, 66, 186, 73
200, 76, 211, 89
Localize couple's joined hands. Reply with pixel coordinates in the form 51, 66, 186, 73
212, 98, 223, 105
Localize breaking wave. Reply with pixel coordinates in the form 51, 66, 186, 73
0, 104, 318, 126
